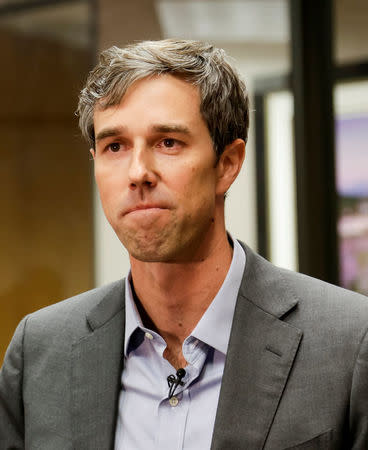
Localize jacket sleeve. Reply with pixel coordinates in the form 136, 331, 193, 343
350, 326, 368, 449
0, 317, 27, 450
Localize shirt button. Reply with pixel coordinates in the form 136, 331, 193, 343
169, 396, 179, 407
145, 332, 153, 340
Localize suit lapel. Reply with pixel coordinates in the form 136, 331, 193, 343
211, 244, 303, 450
71, 280, 125, 450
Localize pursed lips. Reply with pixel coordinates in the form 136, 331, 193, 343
123, 204, 168, 216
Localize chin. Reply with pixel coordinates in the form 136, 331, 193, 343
127, 239, 206, 264
121, 235, 174, 263
128, 246, 175, 263
116, 221, 213, 263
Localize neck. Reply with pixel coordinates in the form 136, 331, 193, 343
129, 228, 233, 363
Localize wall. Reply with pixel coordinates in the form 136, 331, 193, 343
0, 29, 93, 361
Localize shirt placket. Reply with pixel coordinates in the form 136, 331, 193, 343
155, 338, 208, 450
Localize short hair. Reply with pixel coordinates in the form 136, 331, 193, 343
77, 39, 249, 157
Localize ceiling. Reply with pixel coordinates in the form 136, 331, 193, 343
0, 0, 366, 63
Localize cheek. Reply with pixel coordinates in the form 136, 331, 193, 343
173, 166, 216, 206
95, 159, 126, 184
190, 164, 216, 191
95, 166, 123, 208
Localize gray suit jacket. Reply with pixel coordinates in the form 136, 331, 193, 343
1, 243, 368, 449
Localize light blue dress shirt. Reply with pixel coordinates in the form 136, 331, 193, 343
114, 238, 246, 450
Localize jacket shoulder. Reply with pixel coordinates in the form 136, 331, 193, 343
240, 241, 368, 332
280, 266, 368, 318
24, 279, 125, 343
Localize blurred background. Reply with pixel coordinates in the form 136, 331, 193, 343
1, 0, 367, 361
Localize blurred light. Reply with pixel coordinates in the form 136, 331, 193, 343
155, 0, 289, 43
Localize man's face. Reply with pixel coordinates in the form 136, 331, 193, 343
92, 74, 226, 262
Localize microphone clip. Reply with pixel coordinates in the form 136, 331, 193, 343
167, 368, 186, 399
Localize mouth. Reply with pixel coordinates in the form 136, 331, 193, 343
124, 205, 168, 216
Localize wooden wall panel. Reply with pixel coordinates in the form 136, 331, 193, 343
0, 30, 93, 362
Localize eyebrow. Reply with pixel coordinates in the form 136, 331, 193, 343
95, 123, 191, 143
151, 124, 191, 135
95, 126, 126, 143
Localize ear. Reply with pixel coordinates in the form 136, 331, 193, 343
89, 148, 95, 160
215, 139, 246, 196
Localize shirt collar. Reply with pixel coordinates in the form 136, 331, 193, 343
124, 273, 143, 357
124, 236, 246, 357
189, 237, 245, 354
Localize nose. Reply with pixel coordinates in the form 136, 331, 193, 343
128, 146, 157, 190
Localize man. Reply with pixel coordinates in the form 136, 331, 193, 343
1, 39, 368, 450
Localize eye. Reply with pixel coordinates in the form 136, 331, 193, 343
163, 138, 176, 148
157, 138, 183, 151
108, 142, 121, 152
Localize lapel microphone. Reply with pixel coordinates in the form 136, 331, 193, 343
167, 368, 186, 399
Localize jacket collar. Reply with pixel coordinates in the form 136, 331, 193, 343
211, 242, 302, 449
86, 279, 125, 330
71, 279, 125, 450
238, 241, 299, 318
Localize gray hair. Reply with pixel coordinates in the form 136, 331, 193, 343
77, 39, 249, 157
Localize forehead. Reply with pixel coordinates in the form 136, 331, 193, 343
93, 74, 205, 132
